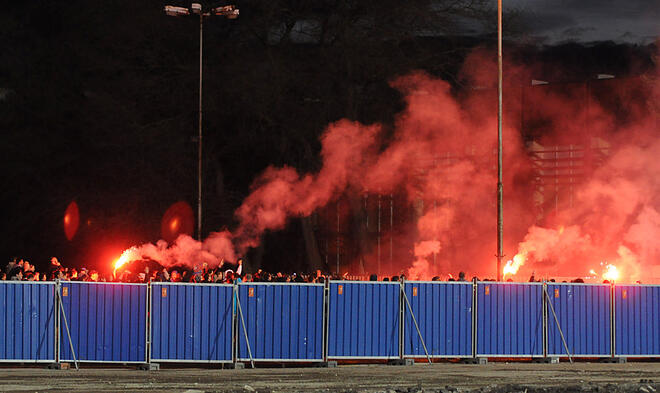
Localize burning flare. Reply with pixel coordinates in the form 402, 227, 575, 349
503, 253, 526, 279
113, 247, 139, 276
602, 264, 619, 282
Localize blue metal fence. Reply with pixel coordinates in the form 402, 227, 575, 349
615, 285, 660, 357
476, 282, 544, 357
59, 282, 147, 363
546, 283, 611, 357
327, 281, 401, 359
11, 279, 660, 366
403, 281, 473, 358
0, 281, 56, 363
236, 283, 324, 362
151, 283, 233, 363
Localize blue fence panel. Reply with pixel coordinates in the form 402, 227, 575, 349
546, 283, 611, 357
60, 282, 147, 362
327, 281, 400, 359
151, 283, 233, 362
615, 285, 660, 356
237, 283, 324, 361
0, 282, 56, 362
404, 282, 473, 358
476, 282, 543, 357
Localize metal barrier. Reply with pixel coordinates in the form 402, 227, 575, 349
476, 282, 544, 357
546, 283, 611, 357
59, 282, 148, 363
150, 283, 233, 363
0, 281, 56, 363
614, 284, 660, 357
9, 279, 660, 366
236, 282, 324, 362
327, 281, 401, 359
403, 281, 473, 358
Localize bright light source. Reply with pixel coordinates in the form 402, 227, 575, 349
191, 3, 202, 14
213, 5, 235, 12
213, 5, 239, 18
603, 264, 620, 282
597, 74, 615, 80
531, 79, 549, 86
502, 253, 526, 279
164, 5, 190, 16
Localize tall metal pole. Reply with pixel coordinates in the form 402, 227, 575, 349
336, 202, 340, 275
496, 0, 504, 281
197, 13, 204, 241
165, 4, 239, 240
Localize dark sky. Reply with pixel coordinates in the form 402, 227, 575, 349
511, 0, 660, 44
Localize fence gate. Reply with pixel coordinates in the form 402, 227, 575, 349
327, 281, 401, 359
476, 282, 544, 357
236, 282, 324, 362
546, 283, 611, 357
150, 282, 233, 363
0, 281, 56, 363
403, 281, 473, 358
59, 282, 147, 363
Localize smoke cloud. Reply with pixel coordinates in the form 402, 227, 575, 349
118, 44, 659, 283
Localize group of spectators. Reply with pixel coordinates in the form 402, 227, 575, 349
2, 257, 250, 284
5, 256, 623, 284
3, 256, 476, 285
2, 257, 104, 282
2, 258, 52, 281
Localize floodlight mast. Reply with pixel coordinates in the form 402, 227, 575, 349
164, 3, 239, 241
496, 0, 504, 281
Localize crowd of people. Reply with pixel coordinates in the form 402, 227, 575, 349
2, 256, 476, 284
4, 257, 614, 284
2, 256, 253, 283
2, 257, 99, 282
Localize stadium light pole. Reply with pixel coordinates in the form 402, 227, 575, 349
496, 0, 504, 281
164, 3, 239, 240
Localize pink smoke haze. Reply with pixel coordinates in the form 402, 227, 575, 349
233, 120, 380, 252
509, 46, 660, 283
119, 231, 237, 270
117, 44, 659, 282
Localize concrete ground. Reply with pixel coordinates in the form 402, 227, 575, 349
1, 362, 660, 392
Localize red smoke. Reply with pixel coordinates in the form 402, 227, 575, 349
233, 120, 379, 253
507, 47, 660, 283
116, 44, 659, 282
117, 231, 236, 270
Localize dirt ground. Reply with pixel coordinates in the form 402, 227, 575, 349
1, 362, 660, 392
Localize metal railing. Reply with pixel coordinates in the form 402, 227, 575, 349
1, 280, 655, 367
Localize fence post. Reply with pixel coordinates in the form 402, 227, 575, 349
146, 282, 151, 365
55, 280, 79, 370
543, 282, 547, 359
400, 281, 431, 364
399, 280, 404, 360
323, 279, 329, 362
234, 284, 255, 368
55, 281, 60, 365
472, 278, 477, 359
543, 285, 573, 363
611, 282, 616, 358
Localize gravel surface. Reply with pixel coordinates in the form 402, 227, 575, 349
1, 363, 660, 392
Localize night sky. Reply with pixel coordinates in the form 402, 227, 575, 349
1, 1, 658, 276
512, 0, 659, 44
